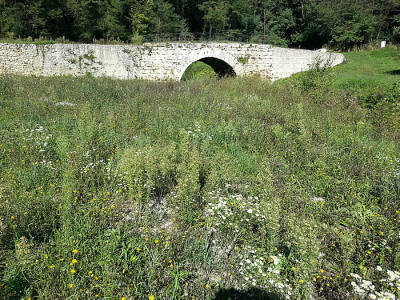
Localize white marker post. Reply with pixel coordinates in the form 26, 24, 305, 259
381, 41, 387, 48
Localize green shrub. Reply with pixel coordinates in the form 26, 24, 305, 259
294, 57, 334, 102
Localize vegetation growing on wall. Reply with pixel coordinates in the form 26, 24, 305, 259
0, 0, 399, 50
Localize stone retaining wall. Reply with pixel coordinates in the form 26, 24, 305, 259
0, 42, 344, 81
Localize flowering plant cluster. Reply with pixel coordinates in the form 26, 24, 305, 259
19, 126, 55, 170
350, 267, 400, 300
186, 122, 212, 142
237, 246, 293, 299
24, 126, 52, 152
205, 190, 266, 234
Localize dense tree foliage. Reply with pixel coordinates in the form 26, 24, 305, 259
0, 0, 399, 49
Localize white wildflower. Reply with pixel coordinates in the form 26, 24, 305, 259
351, 273, 362, 280
271, 256, 280, 265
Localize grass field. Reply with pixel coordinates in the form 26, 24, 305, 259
333, 47, 400, 92
0, 48, 399, 299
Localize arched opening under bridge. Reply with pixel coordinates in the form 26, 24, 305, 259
181, 57, 236, 81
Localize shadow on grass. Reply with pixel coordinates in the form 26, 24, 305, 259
214, 288, 282, 300
385, 70, 400, 75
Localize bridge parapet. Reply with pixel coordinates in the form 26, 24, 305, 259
0, 42, 344, 81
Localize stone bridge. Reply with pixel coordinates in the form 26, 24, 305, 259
0, 42, 344, 81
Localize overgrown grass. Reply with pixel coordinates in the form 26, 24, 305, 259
181, 62, 217, 81
286, 47, 400, 136
335, 47, 400, 135
0, 51, 399, 299
333, 47, 400, 92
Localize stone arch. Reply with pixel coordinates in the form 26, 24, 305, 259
179, 56, 237, 80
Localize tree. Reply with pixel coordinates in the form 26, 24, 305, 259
198, 0, 231, 38
297, 0, 378, 49
0, 4, 26, 38
331, 12, 376, 50
0, 0, 399, 49
130, 0, 188, 42
97, 0, 136, 41
0, 0, 71, 39
229, 0, 261, 41
66, 0, 105, 41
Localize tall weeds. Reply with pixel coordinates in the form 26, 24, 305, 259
0, 73, 399, 299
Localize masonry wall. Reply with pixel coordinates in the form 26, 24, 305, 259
0, 42, 344, 81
